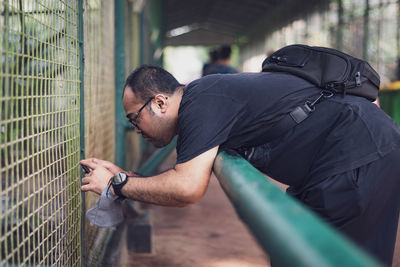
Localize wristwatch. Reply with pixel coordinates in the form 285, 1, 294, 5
111, 172, 129, 200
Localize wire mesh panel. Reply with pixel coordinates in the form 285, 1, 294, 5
82, 0, 115, 266
83, 0, 115, 161
0, 0, 81, 266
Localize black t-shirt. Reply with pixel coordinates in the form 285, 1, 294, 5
176, 72, 400, 187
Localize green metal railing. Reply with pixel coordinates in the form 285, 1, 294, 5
213, 151, 383, 267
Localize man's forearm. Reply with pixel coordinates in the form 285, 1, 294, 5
127, 170, 144, 177
81, 148, 217, 206
121, 168, 198, 207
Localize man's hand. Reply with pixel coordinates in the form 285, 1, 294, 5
81, 158, 125, 174
80, 158, 117, 195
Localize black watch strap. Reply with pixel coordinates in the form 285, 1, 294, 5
112, 183, 126, 200
111, 172, 135, 200
110, 172, 129, 201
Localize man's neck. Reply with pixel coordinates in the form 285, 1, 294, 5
219, 59, 231, 66
171, 86, 184, 135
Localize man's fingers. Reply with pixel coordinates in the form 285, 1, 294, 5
95, 159, 108, 165
81, 184, 102, 195
97, 160, 124, 174
82, 177, 90, 184
80, 158, 124, 175
80, 158, 116, 170
97, 159, 120, 170
81, 184, 92, 192
80, 158, 98, 170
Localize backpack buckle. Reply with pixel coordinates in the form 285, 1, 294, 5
355, 71, 361, 86
290, 106, 311, 123
304, 101, 315, 113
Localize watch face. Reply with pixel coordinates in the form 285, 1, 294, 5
113, 172, 127, 185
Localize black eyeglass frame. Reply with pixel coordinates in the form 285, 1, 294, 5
127, 97, 153, 128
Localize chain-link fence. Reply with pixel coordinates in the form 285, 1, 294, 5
0, 0, 81, 265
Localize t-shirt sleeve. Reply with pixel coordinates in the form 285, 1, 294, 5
176, 94, 245, 164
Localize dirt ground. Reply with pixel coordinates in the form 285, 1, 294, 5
121, 151, 400, 267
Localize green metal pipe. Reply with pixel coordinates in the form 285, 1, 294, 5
115, 0, 127, 169
138, 137, 177, 176
78, 0, 86, 265
213, 151, 383, 267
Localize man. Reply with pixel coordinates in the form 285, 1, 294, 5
203, 45, 238, 76
81, 65, 400, 265
214, 45, 238, 74
202, 49, 219, 76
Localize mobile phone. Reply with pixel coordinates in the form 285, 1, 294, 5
81, 165, 91, 174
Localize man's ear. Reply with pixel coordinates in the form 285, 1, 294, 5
153, 94, 168, 113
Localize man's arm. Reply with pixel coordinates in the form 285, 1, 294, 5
80, 146, 219, 207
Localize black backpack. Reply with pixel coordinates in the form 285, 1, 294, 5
262, 44, 380, 101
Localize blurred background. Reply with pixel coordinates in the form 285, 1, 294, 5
163, 0, 400, 85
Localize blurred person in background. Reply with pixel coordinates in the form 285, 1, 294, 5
202, 49, 219, 76
203, 45, 237, 76
215, 45, 237, 74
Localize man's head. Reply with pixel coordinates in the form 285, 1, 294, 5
218, 45, 232, 61
209, 49, 219, 64
123, 65, 183, 148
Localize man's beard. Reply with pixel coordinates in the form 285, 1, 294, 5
151, 117, 176, 148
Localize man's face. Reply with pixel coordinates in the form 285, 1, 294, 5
123, 87, 176, 148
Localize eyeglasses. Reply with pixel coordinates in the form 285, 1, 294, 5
127, 97, 153, 128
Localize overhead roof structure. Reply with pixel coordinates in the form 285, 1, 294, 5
163, 0, 330, 46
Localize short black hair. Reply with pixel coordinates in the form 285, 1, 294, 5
124, 65, 183, 102
209, 49, 219, 62
219, 45, 232, 60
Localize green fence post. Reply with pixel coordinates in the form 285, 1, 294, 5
115, 0, 127, 169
